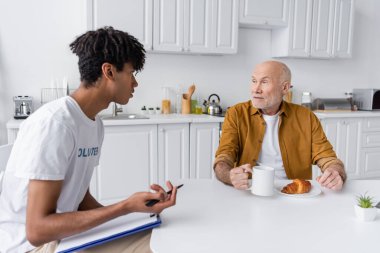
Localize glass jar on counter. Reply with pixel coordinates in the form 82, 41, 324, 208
162, 86, 171, 114
301, 92, 313, 110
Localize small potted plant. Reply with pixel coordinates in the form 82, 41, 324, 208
354, 192, 377, 222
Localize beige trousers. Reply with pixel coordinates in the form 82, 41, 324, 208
28, 230, 152, 253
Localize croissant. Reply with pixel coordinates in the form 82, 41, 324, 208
281, 179, 311, 194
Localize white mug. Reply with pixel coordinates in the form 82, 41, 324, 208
251, 165, 275, 196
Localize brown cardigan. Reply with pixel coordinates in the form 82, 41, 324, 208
214, 100, 346, 180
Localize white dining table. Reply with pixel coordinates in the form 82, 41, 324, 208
150, 179, 380, 253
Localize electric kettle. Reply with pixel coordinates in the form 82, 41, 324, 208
207, 94, 222, 115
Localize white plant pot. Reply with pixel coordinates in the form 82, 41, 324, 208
354, 205, 377, 221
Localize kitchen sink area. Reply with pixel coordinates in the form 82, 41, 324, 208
101, 113, 150, 120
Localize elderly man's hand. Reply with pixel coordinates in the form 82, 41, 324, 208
316, 167, 344, 191
230, 164, 252, 190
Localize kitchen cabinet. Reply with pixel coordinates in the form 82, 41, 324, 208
94, 121, 220, 203
6, 116, 223, 204
316, 113, 380, 180
332, 0, 355, 58
89, 0, 153, 51
271, 0, 354, 58
154, 0, 239, 54
88, 0, 238, 54
91, 122, 219, 204
92, 122, 218, 204
157, 122, 220, 182
92, 124, 158, 205
158, 123, 189, 185
239, 0, 289, 28
189, 123, 220, 179
359, 118, 380, 178
319, 118, 361, 179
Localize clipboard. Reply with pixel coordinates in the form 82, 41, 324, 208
55, 213, 161, 253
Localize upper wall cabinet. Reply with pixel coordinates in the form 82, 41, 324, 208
153, 0, 239, 54
271, 0, 354, 58
239, 0, 289, 28
333, 0, 355, 58
88, 0, 239, 54
89, 0, 153, 51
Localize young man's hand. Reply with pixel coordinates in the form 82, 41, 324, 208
122, 181, 178, 214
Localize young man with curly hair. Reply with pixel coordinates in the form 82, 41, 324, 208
0, 27, 178, 253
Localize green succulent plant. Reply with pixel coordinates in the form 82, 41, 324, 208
356, 192, 374, 208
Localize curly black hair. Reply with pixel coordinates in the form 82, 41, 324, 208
70, 26, 146, 87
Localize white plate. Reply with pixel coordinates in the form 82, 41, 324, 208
275, 180, 322, 198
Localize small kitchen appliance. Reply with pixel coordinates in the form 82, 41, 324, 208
352, 89, 380, 111
313, 98, 352, 111
13, 96, 33, 119
206, 94, 223, 115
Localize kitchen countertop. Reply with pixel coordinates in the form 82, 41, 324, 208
6, 113, 224, 128
101, 113, 224, 126
313, 110, 380, 118
7, 110, 380, 129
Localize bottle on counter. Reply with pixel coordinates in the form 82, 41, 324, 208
345, 91, 354, 110
301, 92, 313, 110
162, 86, 171, 114
141, 106, 147, 115
195, 96, 203, 114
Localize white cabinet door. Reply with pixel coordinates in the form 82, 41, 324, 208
153, 0, 184, 52
158, 124, 190, 185
359, 148, 380, 178
239, 0, 289, 28
272, 0, 313, 57
272, 0, 354, 58
332, 0, 354, 58
153, 0, 238, 54
92, 125, 158, 205
360, 118, 380, 178
90, 0, 153, 51
189, 123, 220, 179
212, 0, 239, 54
321, 118, 361, 179
183, 0, 213, 53
290, 0, 313, 57
310, 0, 335, 58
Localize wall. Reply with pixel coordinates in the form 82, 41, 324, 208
0, 0, 379, 144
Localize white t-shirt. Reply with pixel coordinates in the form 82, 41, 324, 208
0, 96, 104, 253
257, 113, 287, 179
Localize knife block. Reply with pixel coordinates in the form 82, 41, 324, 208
181, 94, 191, 114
